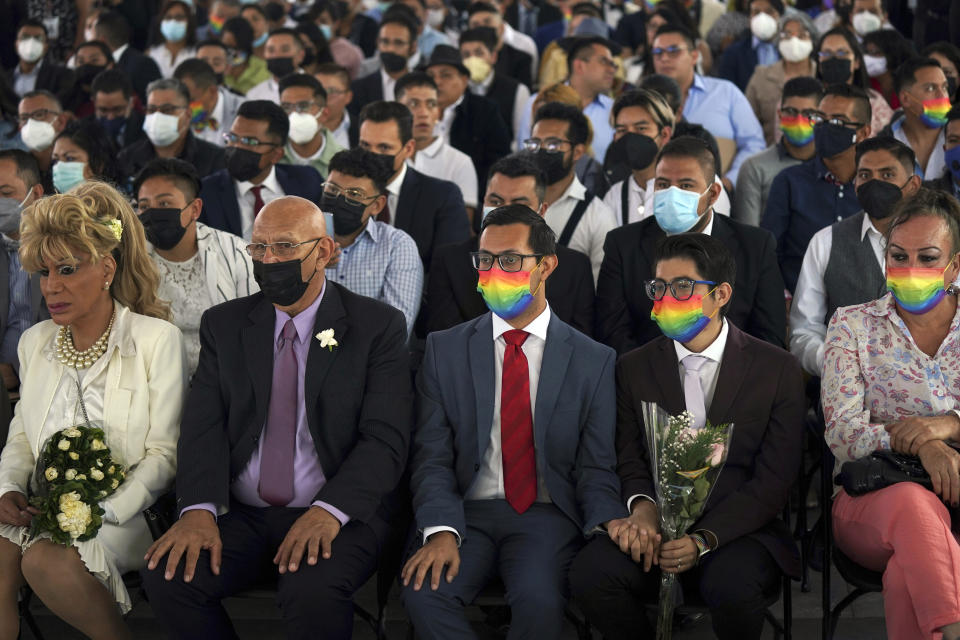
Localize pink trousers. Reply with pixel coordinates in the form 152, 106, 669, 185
833, 483, 960, 639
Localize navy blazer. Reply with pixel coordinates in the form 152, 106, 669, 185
198, 164, 325, 238
348, 70, 383, 121
394, 166, 470, 272
412, 311, 627, 538
715, 36, 762, 93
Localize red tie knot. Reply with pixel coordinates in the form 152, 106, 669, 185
503, 329, 529, 347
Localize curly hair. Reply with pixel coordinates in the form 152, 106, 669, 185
19, 181, 171, 321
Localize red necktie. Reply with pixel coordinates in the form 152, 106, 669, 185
376, 199, 391, 224
251, 185, 265, 218
501, 329, 536, 514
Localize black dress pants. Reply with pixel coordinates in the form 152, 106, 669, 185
569, 534, 780, 640
141, 502, 379, 640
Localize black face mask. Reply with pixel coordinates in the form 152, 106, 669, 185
820, 57, 852, 85
320, 193, 368, 236
534, 149, 569, 184
140, 207, 189, 250
856, 179, 906, 220
603, 133, 659, 185
225, 147, 265, 182
302, 47, 316, 68
267, 56, 295, 78
380, 51, 407, 73
814, 121, 858, 158
76, 63, 106, 87
253, 248, 319, 307
98, 115, 125, 139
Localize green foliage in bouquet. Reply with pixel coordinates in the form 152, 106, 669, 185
29, 426, 126, 545
657, 410, 731, 522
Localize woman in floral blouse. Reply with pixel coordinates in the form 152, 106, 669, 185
823, 188, 960, 640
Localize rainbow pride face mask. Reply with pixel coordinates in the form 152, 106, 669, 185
476, 263, 543, 320
886, 265, 949, 314
208, 13, 226, 35
780, 113, 815, 146
919, 97, 951, 129
189, 101, 209, 127
650, 291, 719, 343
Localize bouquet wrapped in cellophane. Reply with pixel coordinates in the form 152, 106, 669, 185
28, 425, 125, 544
641, 402, 733, 640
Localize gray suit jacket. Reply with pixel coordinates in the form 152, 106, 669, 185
412, 310, 626, 538
0, 247, 46, 372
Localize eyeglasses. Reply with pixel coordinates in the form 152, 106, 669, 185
651, 45, 688, 59
245, 237, 322, 259
146, 103, 187, 116
644, 278, 717, 301
17, 108, 60, 124
223, 132, 282, 148
280, 100, 323, 114
521, 137, 570, 152
807, 112, 865, 129
321, 182, 381, 206
818, 49, 852, 60
780, 107, 820, 119
471, 252, 543, 272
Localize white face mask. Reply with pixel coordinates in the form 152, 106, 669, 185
142, 111, 183, 147
17, 37, 44, 63
777, 36, 813, 63
750, 12, 778, 42
20, 118, 56, 151
288, 112, 321, 144
426, 8, 445, 29
852, 11, 882, 36
863, 53, 888, 78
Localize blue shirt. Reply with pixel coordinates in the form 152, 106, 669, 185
515, 91, 615, 165
418, 26, 450, 59
681, 74, 766, 186
324, 218, 424, 339
760, 156, 862, 293
0, 243, 31, 372
752, 36, 779, 67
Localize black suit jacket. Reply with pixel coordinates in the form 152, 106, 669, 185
426, 236, 595, 336
504, 1, 563, 32
348, 70, 383, 121
118, 131, 226, 185
82, 110, 146, 150
198, 164, 325, 238
175, 284, 413, 542
449, 92, 511, 201
494, 43, 533, 89
595, 214, 786, 355
4, 58, 75, 104
395, 166, 470, 272
117, 47, 161, 103
485, 72, 520, 138
615, 322, 804, 577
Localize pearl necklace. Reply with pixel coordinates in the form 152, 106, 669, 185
55, 311, 116, 369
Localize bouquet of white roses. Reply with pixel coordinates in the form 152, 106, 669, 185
28, 425, 125, 544
641, 402, 733, 640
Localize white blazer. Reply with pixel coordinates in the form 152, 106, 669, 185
0, 303, 187, 525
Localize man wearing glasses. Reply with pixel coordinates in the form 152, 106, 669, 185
404, 203, 626, 640
142, 195, 414, 640
572, 232, 803, 640
117, 78, 226, 189
15, 90, 68, 192
199, 100, 324, 241
315, 63, 356, 149
762, 83, 872, 293
279, 74, 345, 179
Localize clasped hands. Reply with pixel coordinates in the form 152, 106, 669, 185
143, 505, 342, 582
606, 501, 698, 574
887, 415, 960, 506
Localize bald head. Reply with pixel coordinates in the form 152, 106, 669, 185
254, 195, 327, 241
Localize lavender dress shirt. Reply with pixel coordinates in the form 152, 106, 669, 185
183, 282, 350, 524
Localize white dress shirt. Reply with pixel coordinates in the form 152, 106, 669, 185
543, 176, 617, 283
627, 318, 729, 512
112, 44, 129, 63
234, 166, 286, 241
469, 72, 531, 145
423, 305, 552, 542
331, 111, 351, 149
601, 175, 646, 226
246, 76, 281, 103
408, 136, 478, 207
789, 214, 885, 377
380, 68, 398, 102
13, 60, 42, 97
385, 161, 408, 225
148, 44, 197, 78
439, 94, 464, 141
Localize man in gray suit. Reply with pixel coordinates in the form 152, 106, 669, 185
402, 204, 627, 639
0, 150, 46, 392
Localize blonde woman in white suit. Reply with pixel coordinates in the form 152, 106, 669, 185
0, 181, 187, 640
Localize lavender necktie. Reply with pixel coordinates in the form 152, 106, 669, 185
681, 354, 709, 430
259, 319, 298, 506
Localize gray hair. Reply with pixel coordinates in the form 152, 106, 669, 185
146, 78, 190, 105
780, 9, 820, 45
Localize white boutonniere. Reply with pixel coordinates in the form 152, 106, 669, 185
316, 328, 338, 351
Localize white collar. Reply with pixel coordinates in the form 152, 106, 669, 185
701, 209, 715, 236
386, 162, 408, 197
113, 44, 129, 62
553, 175, 587, 204
443, 93, 464, 119
491, 303, 551, 342
861, 212, 883, 241
420, 136, 444, 158
630, 174, 646, 193
673, 317, 728, 364
471, 70, 495, 94
237, 165, 280, 194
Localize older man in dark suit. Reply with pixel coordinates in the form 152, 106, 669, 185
570, 232, 804, 640
141, 195, 413, 639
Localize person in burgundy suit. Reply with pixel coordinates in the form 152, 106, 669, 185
402, 205, 626, 639
140, 196, 413, 640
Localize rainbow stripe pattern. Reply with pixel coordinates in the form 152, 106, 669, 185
650, 295, 715, 343
189, 101, 208, 127
780, 113, 815, 146
208, 13, 225, 35
921, 97, 951, 128
886, 266, 946, 314
477, 269, 536, 320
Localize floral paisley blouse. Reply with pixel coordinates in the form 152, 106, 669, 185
822, 292, 960, 479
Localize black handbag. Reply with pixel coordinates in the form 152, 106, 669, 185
836, 450, 933, 496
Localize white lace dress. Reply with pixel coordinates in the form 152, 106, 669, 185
153, 252, 213, 376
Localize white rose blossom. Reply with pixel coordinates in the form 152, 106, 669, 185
90, 469, 104, 481
64, 469, 77, 480
57, 439, 70, 451
44, 467, 58, 481
55, 492, 91, 538
316, 329, 338, 351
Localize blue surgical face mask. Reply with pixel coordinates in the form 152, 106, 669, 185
160, 19, 188, 43
482, 205, 495, 220
319, 24, 333, 41
52, 161, 86, 194
653, 185, 710, 234
252, 32, 268, 48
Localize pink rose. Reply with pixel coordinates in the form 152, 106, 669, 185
708, 443, 725, 467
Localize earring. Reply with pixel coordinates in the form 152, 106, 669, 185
103, 281, 110, 290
